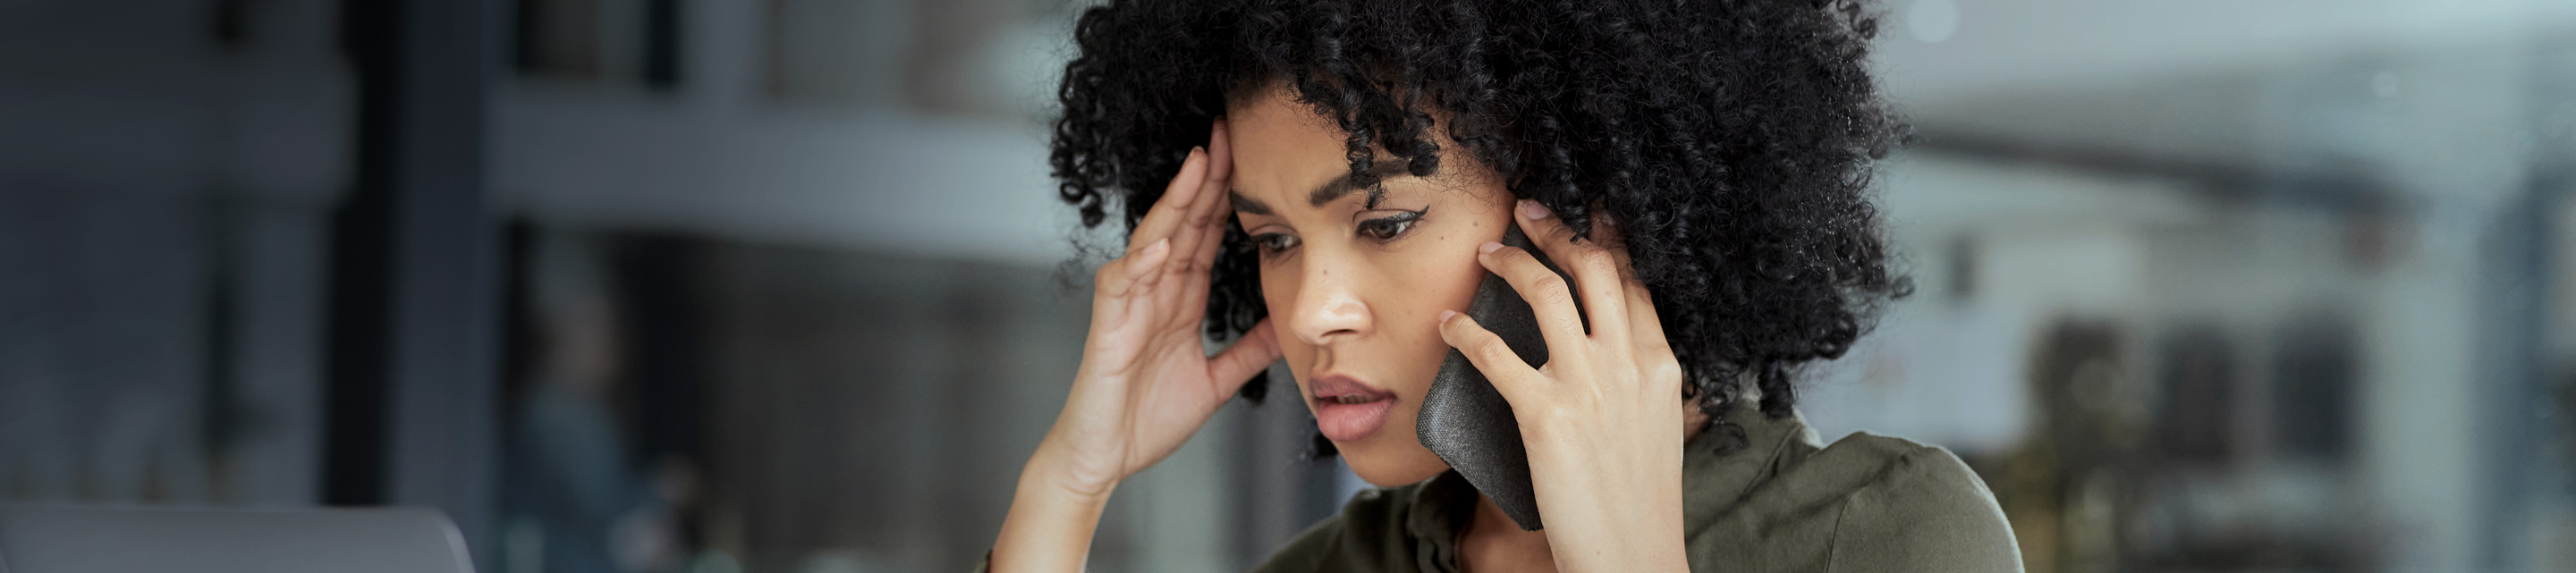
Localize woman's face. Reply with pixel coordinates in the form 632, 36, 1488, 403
1227, 87, 1516, 486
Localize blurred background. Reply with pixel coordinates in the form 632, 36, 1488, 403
3, 0, 2574, 572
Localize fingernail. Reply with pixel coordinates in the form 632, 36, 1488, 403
1143, 238, 1170, 258
1479, 241, 1504, 254
1518, 199, 1551, 220
1439, 309, 1458, 322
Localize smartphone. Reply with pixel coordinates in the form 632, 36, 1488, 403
1415, 224, 1578, 531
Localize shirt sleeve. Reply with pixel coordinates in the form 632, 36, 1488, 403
1825, 442, 2024, 573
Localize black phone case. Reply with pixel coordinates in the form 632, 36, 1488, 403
1416, 224, 1575, 531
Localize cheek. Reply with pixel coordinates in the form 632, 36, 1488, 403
1259, 261, 1317, 382
1365, 222, 1506, 384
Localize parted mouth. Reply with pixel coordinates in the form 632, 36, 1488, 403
1309, 373, 1399, 442
1309, 374, 1394, 404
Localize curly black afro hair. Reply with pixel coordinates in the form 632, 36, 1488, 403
1053, 0, 1911, 455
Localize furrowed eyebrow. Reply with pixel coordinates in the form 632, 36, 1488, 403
1231, 190, 1272, 215
1233, 161, 1419, 215
1308, 161, 1415, 208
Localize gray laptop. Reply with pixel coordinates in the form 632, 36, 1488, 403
0, 505, 475, 573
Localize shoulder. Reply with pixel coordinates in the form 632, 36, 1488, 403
1685, 421, 2021, 573
1810, 433, 2022, 573
1250, 483, 1433, 573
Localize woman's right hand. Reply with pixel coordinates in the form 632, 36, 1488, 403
1037, 117, 1281, 496
995, 119, 1282, 571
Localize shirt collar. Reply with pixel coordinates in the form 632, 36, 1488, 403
1401, 405, 1820, 567
1682, 405, 1822, 527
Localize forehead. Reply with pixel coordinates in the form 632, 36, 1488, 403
1227, 88, 1352, 211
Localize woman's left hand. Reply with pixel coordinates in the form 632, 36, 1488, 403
1437, 199, 1690, 573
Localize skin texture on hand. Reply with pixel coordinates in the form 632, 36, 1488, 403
991, 121, 1284, 572
1437, 200, 1691, 573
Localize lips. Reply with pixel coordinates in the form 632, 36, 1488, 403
1309, 374, 1398, 442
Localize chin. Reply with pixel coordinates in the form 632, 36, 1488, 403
1337, 434, 1453, 487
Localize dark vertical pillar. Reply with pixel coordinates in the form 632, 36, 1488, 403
2475, 182, 2548, 573
613, 236, 704, 474
321, 0, 399, 510
323, 0, 499, 568
2476, 38, 2576, 572
643, 0, 683, 89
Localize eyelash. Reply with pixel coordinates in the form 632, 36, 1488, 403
1249, 208, 1429, 260
1356, 209, 1425, 240
1251, 232, 1300, 257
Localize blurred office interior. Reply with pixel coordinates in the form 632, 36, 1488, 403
3, 0, 2574, 571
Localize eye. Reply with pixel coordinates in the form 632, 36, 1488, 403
1251, 232, 1301, 258
1355, 209, 1426, 241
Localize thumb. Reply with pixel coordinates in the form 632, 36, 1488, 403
1206, 318, 1284, 397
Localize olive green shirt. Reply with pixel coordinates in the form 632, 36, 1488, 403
978, 406, 2021, 572
1250, 406, 2022, 573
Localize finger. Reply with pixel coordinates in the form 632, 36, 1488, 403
1206, 317, 1284, 399
1114, 238, 1171, 296
1205, 117, 1234, 190
1476, 241, 1590, 362
1089, 238, 1170, 328
1191, 194, 1230, 273
1126, 147, 1210, 252
1513, 200, 1630, 341
1594, 215, 1670, 350
1168, 122, 1235, 269
1624, 278, 1667, 350
1618, 274, 1682, 395
1437, 309, 1546, 399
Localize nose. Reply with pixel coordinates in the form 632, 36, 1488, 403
1287, 264, 1371, 346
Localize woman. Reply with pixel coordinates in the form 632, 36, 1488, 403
992, 0, 2021, 571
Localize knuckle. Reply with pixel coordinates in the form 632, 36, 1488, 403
1540, 222, 1574, 240
1651, 372, 1684, 393
1578, 250, 1620, 279
1530, 274, 1573, 304
1647, 358, 1683, 386
1544, 314, 1588, 338
1646, 341, 1675, 358
1647, 351, 1681, 372
1475, 338, 1519, 365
